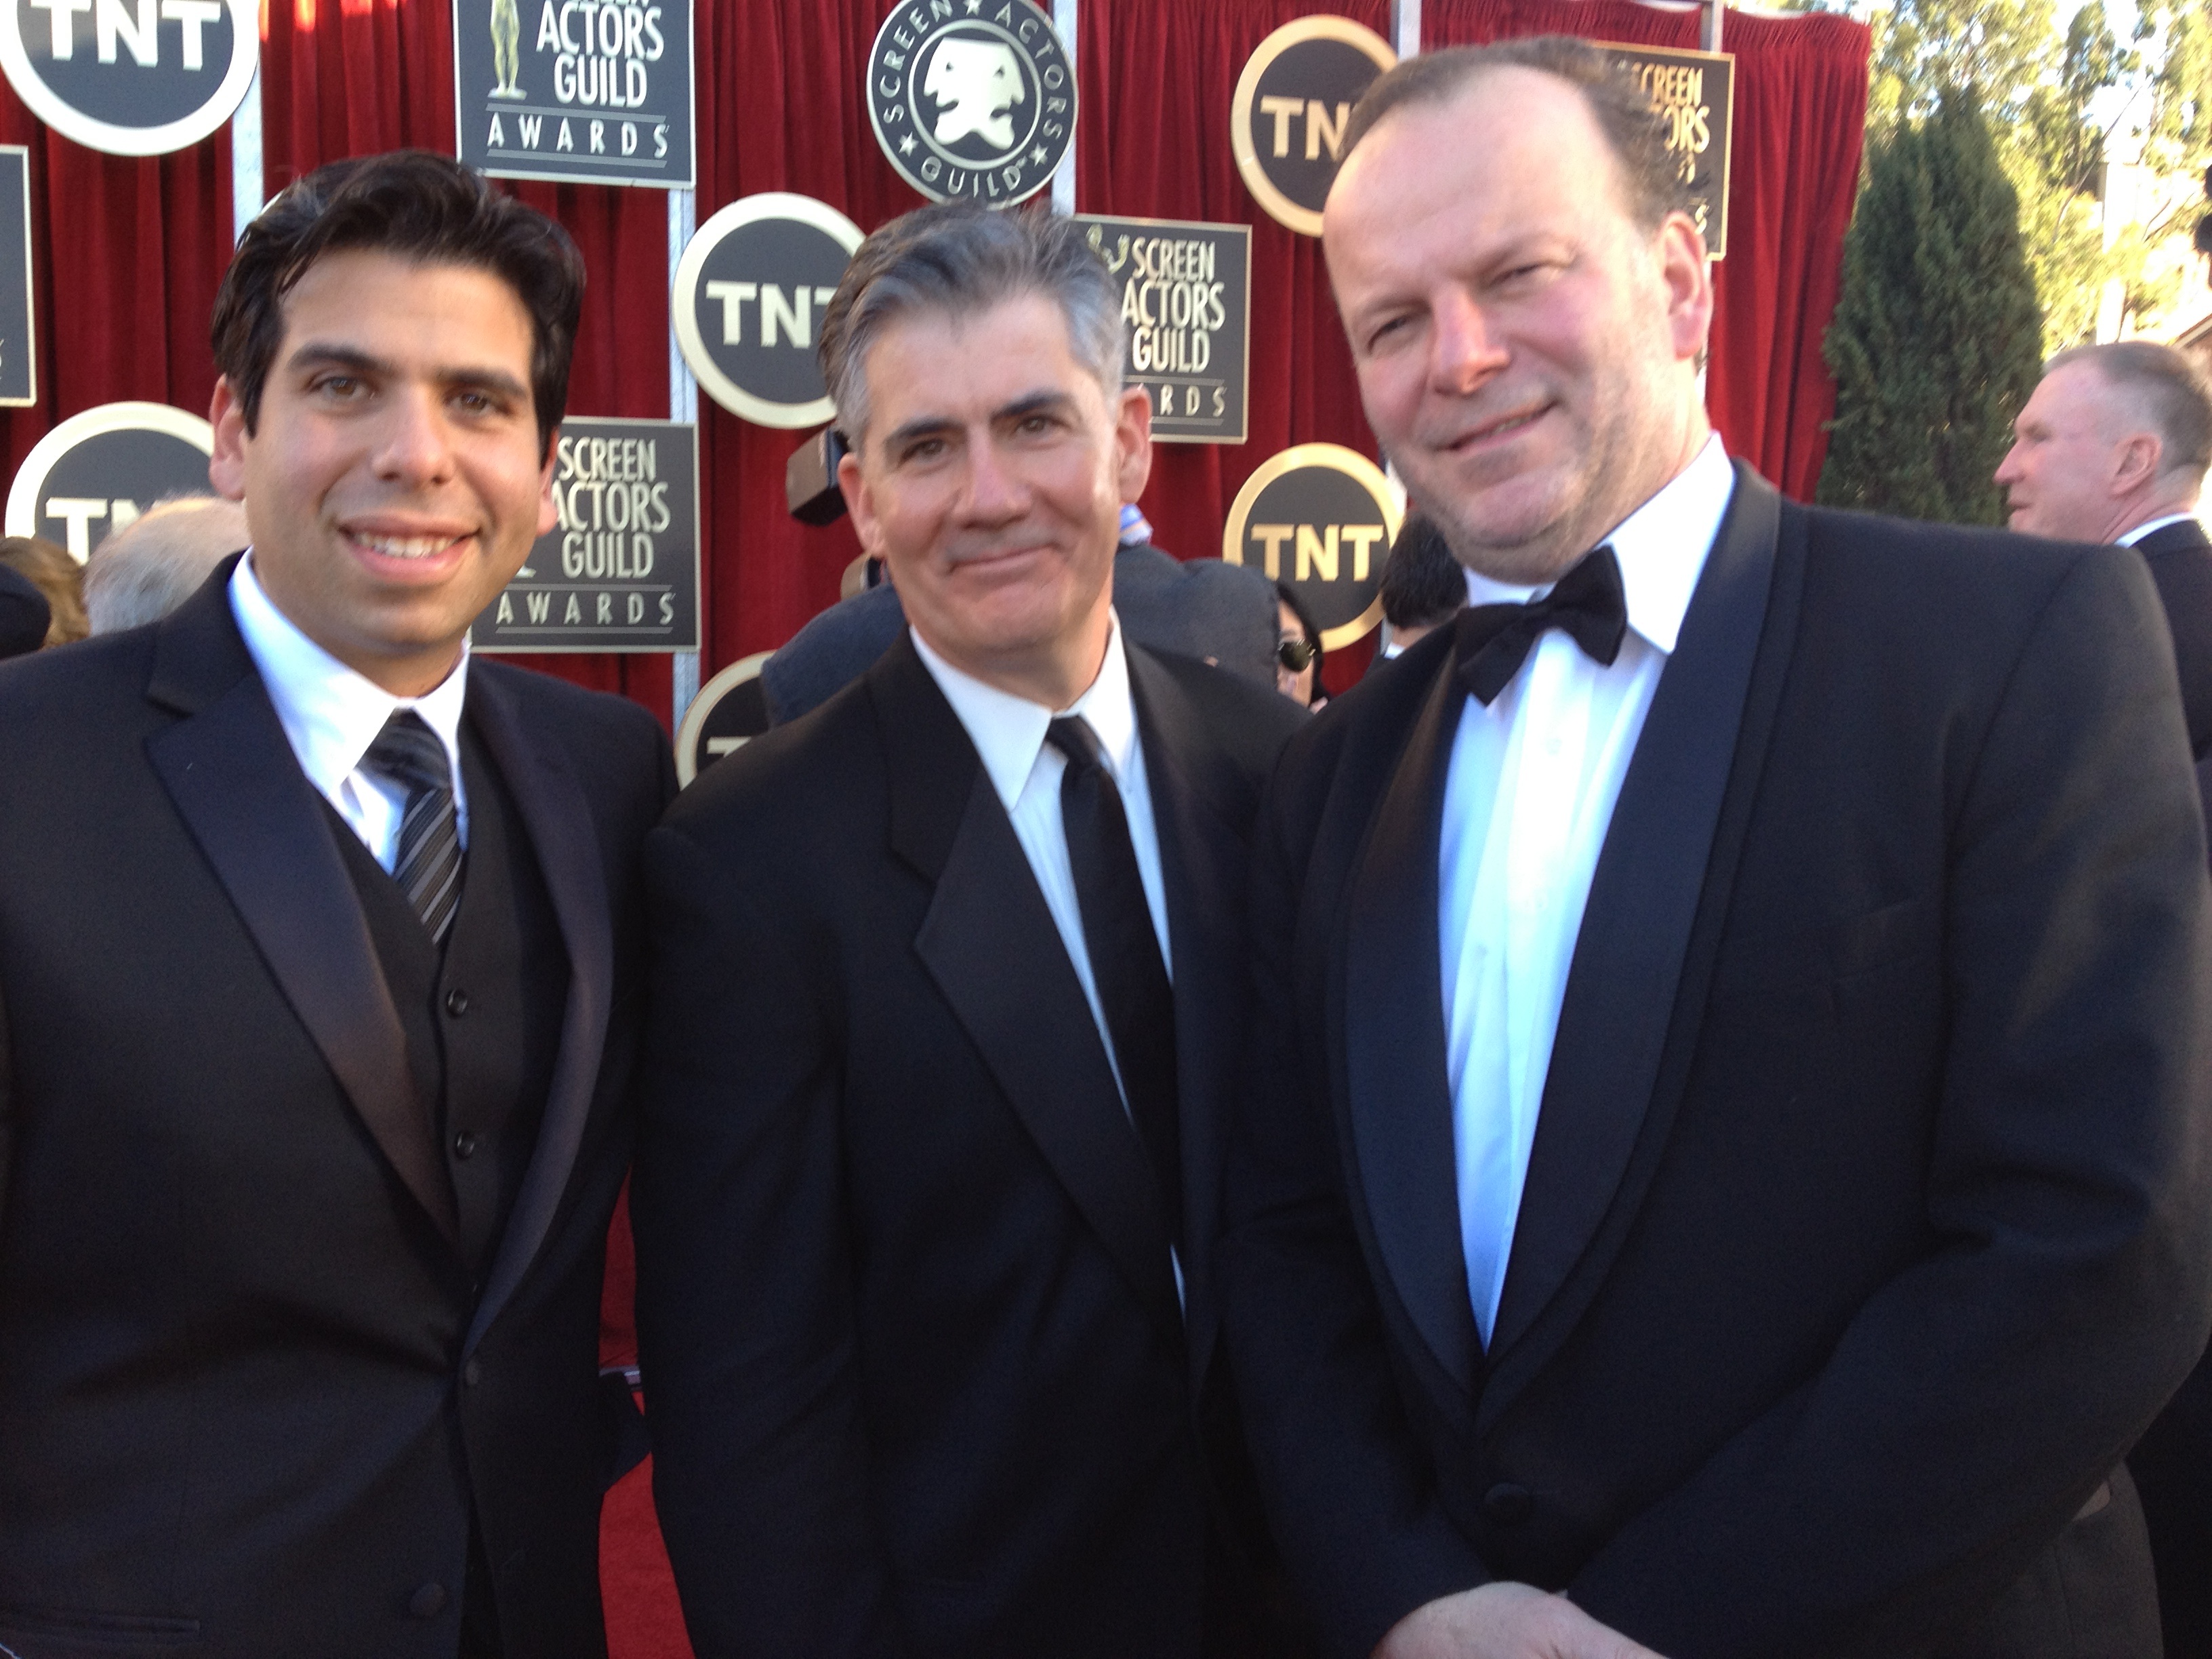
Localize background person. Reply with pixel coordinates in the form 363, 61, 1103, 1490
0, 533, 89, 647
85, 493, 253, 634
1274, 581, 1324, 708
1376, 511, 1467, 657
0, 150, 672, 1658
1222, 38, 2211, 1659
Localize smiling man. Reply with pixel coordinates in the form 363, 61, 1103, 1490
0, 151, 671, 1658
1218, 38, 2212, 1659
630, 203, 1305, 1658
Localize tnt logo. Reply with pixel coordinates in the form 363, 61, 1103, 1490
674, 194, 863, 429
1, 0, 255, 156
25, 0, 226, 68
1231, 17, 1395, 237
1222, 443, 1400, 651
700, 283, 841, 351
1255, 96, 1349, 163
4, 403, 216, 562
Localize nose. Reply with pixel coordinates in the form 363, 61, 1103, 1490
957, 432, 1030, 525
1993, 443, 2022, 488
1429, 289, 1509, 396
371, 386, 459, 487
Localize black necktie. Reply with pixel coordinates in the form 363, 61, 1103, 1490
1046, 716, 1183, 1242
1454, 544, 1629, 705
362, 710, 463, 945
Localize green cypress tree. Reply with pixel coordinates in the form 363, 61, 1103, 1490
1818, 88, 2045, 525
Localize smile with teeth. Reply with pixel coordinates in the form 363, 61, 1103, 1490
350, 531, 468, 560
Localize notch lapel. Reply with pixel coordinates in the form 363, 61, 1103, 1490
1343, 650, 1485, 1397
1485, 465, 1788, 1389
464, 668, 616, 1353
874, 640, 1184, 1343
144, 577, 459, 1242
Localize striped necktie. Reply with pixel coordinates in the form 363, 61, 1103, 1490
362, 710, 463, 944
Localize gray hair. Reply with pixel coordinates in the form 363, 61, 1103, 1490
1339, 36, 1698, 233
2046, 341, 2212, 481
818, 203, 1124, 447
84, 494, 249, 634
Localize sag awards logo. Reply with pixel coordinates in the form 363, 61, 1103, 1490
867, 0, 1074, 207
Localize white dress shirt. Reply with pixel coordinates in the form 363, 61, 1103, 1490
1439, 434, 1736, 1345
230, 552, 471, 873
2118, 512, 2200, 547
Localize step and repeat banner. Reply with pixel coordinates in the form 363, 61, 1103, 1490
0, 0, 1870, 714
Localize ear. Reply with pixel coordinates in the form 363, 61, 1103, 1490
2113, 431, 2163, 496
1656, 211, 1715, 367
207, 376, 250, 501
838, 449, 884, 556
537, 424, 561, 538
1113, 384, 1153, 506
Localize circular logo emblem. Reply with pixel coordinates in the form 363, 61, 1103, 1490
1222, 443, 1401, 650
0, 0, 258, 157
867, 0, 1074, 208
673, 193, 865, 429
5, 401, 214, 562
675, 651, 775, 787
1230, 16, 1395, 237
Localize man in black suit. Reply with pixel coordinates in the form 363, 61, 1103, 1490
1997, 339, 2212, 1659
632, 203, 1305, 1658
1221, 39, 2212, 1659
0, 152, 670, 1657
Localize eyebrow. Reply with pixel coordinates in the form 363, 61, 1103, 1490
880, 389, 1079, 455
284, 342, 531, 405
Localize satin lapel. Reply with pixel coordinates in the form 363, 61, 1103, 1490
1126, 649, 1244, 1376
1343, 651, 1484, 1396
464, 668, 616, 1353
1486, 465, 1785, 1377
876, 640, 1183, 1343
144, 580, 458, 1242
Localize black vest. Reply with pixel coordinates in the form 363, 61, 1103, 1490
324, 719, 571, 1282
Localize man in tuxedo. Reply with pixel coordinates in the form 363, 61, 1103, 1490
1221, 38, 2212, 1659
632, 203, 1305, 1658
1996, 340, 2212, 1658
0, 151, 670, 1656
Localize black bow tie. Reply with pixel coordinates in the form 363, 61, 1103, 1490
1453, 544, 1628, 705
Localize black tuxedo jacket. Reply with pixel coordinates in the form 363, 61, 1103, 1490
1221, 468, 2212, 1659
0, 568, 671, 1657
632, 634, 1305, 1659
2122, 514, 2212, 1658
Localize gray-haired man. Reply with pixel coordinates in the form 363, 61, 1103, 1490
630, 203, 1306, 1658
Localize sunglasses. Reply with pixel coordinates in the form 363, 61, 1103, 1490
1277, 636, 1317, 673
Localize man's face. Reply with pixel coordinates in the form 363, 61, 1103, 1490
1994, 363, 2136, 541
838, 291, 1150, 703
209, 249, 557, 696
1324, 68, 1711, 585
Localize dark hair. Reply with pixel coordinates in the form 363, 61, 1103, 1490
818, 203, 1123, 445
1379, 513, 1467, 630
211, 150, 585, 459
1340, 37, 1698, 232
2047, 340, 2212, 481
1276, 580, 1325, 687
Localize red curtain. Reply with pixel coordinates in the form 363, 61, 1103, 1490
1, 0, 1866, 720
1425, 0, 1871, 500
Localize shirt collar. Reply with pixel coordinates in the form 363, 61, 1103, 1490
1460, 432, 1735, 657
228, 550, 472, 796
2118, 512, 2200, 547
911, 611, 1139, 812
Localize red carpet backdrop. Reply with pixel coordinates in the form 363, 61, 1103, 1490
0, 2, 1868, 1650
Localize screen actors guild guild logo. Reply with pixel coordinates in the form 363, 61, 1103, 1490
867, 0, 1074, 207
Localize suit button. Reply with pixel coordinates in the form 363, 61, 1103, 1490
1483, 1482, 1534, 1525
452, 1130, 479, 1160
445, 987, 470, 1017
408, 1581, 448, 1618
464, 1357, 482, 1388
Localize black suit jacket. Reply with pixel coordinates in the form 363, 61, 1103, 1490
1221, 468, 2212, 1659
633, 635, 1305, 1659
0, 567, 672, 1657
760, 541, 1282, 723
2123, 515, 2212, 1658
